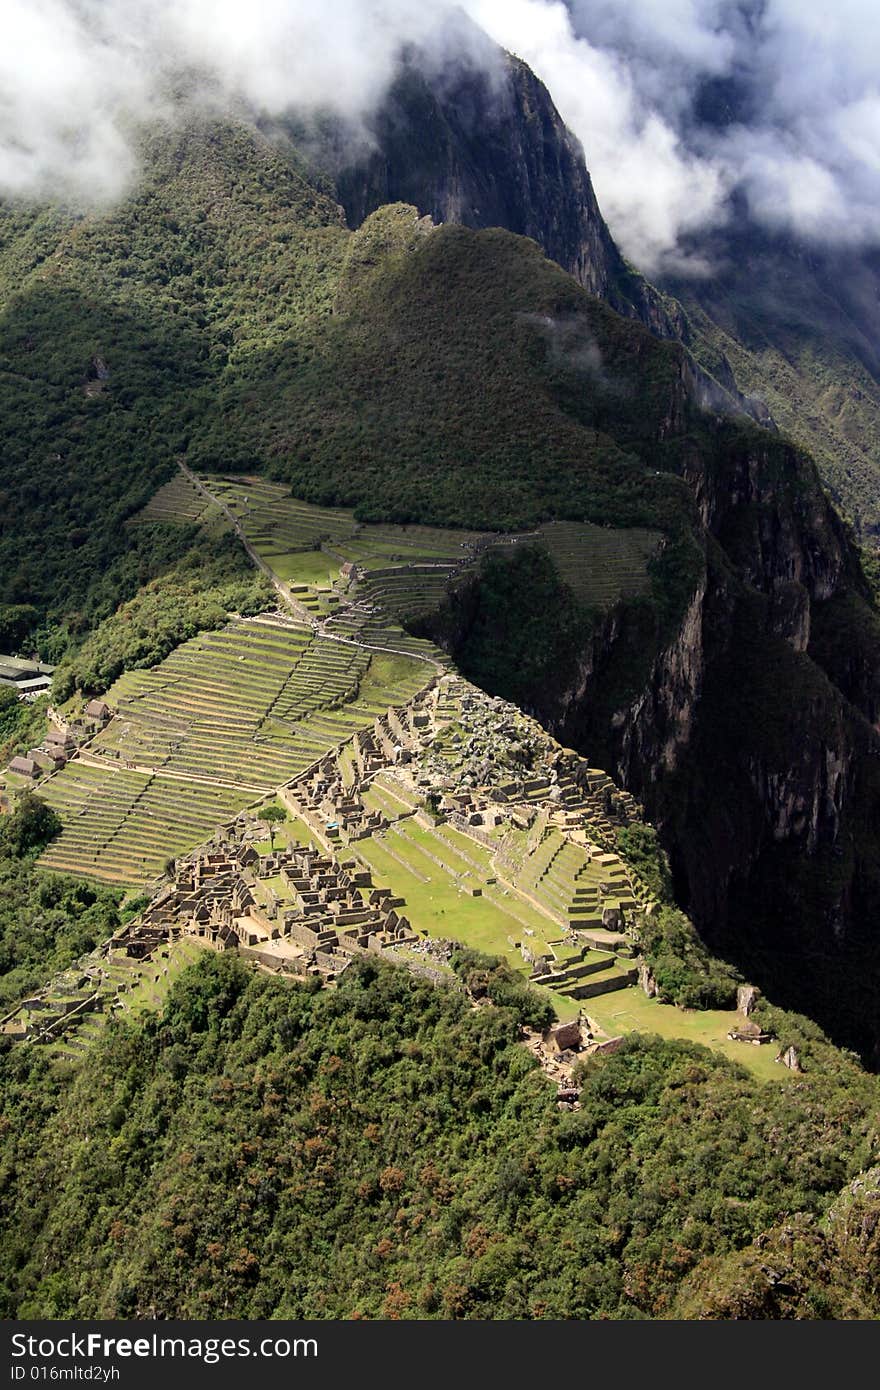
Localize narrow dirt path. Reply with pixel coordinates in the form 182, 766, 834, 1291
75, 750, 267, 796
178, 461, 447, 672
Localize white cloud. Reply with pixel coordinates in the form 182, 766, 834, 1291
463, 0, 730, 271
1, 0, 879, 272
0, 0, 458, 204
464, 0, 880, 268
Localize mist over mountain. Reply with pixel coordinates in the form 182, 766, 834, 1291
7, 2, 880, 270
472, 0, 880, 274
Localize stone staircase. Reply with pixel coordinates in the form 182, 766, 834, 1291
539, 942, 638, 1000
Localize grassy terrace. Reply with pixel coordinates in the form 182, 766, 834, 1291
497, 825, 636, 929
196, 474, 489, 645
208, 476, 358, 551
355, 832, 558, 965
48, 938, 209, 1060
142, 475, 663, 627
324, 608, 449, 664
536, 520, 661, 610
92, 619, 422, 788
128, 474, 225, 530
352, 814, 789, 1074
205, 475, 492, 565
37, 762, 250, 885
352, 826, 613, 1023
38, 624, 430, 886
584, 989, 791, 1083
354, 565, 466, 623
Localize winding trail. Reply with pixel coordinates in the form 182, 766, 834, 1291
75, 749, 267, 796
177, 461, 447, 672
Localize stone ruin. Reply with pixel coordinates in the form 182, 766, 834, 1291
114, 829, 418, 984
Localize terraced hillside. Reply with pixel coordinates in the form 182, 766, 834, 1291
499, 823, 637, 933
209, 476, 493, 564
537, 521, 662, 609
356, 817, 635, 1010
321, 603, 450, 664
23, 476, 681, 896
128, 474, 226, 530
37, 762, 249, 886
132, 470, 665, 641
1, 935, 214, 1059
37, 619, 431, 886
210, 476, 358, 559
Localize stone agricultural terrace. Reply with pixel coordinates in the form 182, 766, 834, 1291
37, 673, 649, 1047
34, 618, 429, 884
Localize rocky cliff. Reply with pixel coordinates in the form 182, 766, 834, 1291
511, 430, 880, 1060
317, 34, 684, 341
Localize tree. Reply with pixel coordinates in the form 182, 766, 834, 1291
0, 604, 38, 650
262, 802, 287, 850
0, 793, 61, 856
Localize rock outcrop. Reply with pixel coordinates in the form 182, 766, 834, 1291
324, 29, 684, 338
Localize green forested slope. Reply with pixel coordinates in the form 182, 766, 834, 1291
0, 121, 346, 655
2, 952, 877, 1320
193, 213, 694, 532
0, 795, 122, 1009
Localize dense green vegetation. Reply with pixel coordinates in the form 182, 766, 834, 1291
0, 688, 20, 745
0, 794, 121, 1008
672, 1167, 880, 1318
617, 824, 741, 1010
422, 546, 594, 713
0, 119, 347, 660
1, 952, 876, 1319
0, 688, 39, 761
193, 210, 698, 537
0, 694, 52, 768
51, 529, 272, 699
450, 948, 554, 1031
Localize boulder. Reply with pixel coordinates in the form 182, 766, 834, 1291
638, 960, 658, 998
550, 1021, 582, 1052
777, 1045, 803, 1073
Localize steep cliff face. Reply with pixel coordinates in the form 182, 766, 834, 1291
422, 376, 880, 1058
542, 431, 880, 1062
324, 39, 685, 340
316, 35, 774, 434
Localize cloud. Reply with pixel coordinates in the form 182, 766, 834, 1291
464, 0, 880, 269
0, 0, 462, 204
2, 0, 879, 273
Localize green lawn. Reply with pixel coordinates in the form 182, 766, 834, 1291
584, 989, 793, 1082
355, 834, 557, 968
337, 744, 357, 790
256, 547, 339, 587
358, 651, 430, 702
257, 873, 289, 899
253, 816, 315, 854
358, 829, 796, 1069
